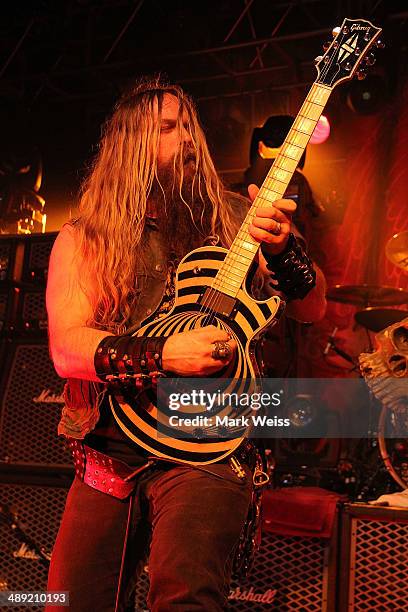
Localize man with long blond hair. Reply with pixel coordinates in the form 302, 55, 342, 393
46, 76, 325, 611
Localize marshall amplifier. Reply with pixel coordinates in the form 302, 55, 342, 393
0, 476, 72, 606
0, 337, 70, 466
227, 526, 338, 611
133, 489, 340, 612
133, 532, 338, 612
339, 503, 408, 611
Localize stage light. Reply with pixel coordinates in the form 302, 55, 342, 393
310, 115, 330, 144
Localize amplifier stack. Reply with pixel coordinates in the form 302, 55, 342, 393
0, 232, 70, 467
0, 232, 74, 602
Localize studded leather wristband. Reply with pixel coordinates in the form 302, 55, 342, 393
94, 335, 167, 387
261, 233, 316, 300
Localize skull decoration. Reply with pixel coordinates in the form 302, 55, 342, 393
359, 317, 408, 412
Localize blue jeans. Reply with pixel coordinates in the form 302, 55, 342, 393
46, 463, 252, 611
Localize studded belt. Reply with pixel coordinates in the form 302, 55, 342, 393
67, 437, 155, 500
67, 437, 261, 499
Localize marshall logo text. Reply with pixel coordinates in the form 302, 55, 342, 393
33, 389, 65, 404
229, 586, 277, 604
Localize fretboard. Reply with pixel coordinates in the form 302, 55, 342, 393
213, 83, 331, 297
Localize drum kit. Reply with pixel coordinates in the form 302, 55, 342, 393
327, 231, 408, 332
325, 231, 408, 493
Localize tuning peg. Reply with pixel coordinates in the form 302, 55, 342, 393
376, 39, 385, 49
357, 69, 367, 80
365, 52, 376, 66
314, 55, 323, 64
332, 26, 341, 37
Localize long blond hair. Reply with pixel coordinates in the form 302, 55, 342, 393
76, 76, 240, 332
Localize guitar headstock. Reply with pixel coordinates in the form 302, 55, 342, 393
315, 18, 383, 88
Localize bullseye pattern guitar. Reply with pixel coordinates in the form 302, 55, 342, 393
110, 18, 383, 464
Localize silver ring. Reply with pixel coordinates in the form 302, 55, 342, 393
272, 221, 282, 236
211, 341, 232, 361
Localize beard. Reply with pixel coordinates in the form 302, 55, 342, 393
149, 151, 213, 261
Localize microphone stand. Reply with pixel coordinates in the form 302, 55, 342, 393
0, 500, 50, 567
324, 336, 360, 373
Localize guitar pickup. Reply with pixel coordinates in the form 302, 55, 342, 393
199, 288, 236, 317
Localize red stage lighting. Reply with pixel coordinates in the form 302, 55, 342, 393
310, 115, 330, 144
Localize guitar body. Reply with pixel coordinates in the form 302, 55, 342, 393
109, 246, 284, 464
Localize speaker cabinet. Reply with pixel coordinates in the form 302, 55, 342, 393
0, 286, 18, 333
340, 503, 408, 611
133, 509, 339, 611
0, 337, 70, 466
21, 233, 57, 284
0, 236, 17, 282
0, 478, 71, 600
228, 527, 338, 611
16, 288, 48, 332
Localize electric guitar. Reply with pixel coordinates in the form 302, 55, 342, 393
110, 18, 383, 464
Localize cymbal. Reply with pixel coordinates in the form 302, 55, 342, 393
355, 307, 408, 332
327, 284, 408, 307
386, 231, 408, 271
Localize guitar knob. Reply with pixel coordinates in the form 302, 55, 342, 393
314, 55, 323, 64
332, 26, 341, 37
323, 41, 331, 51
345, 62, 352, 71
357, 69, 367, 80
376, 39, 385, 49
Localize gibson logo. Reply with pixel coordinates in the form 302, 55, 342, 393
33, 389, 65, 404
351, 24, 369, 31
229, 586, 277, 604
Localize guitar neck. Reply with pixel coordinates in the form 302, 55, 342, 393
213, 83, 332, 297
